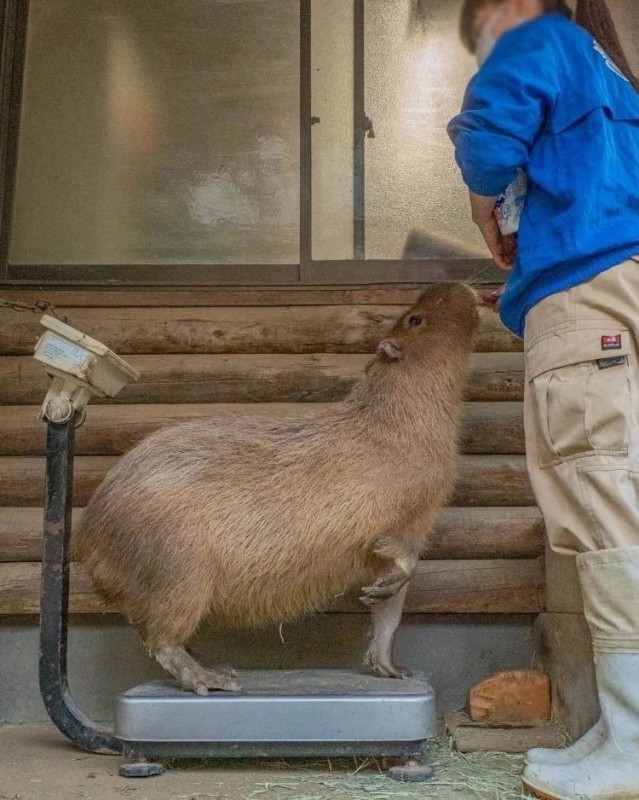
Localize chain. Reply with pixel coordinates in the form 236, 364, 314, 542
0, 297, 68, 322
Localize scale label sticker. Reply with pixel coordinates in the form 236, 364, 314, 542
41, 334, 89, 369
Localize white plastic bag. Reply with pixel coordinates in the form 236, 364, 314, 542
494, 169, 528, 235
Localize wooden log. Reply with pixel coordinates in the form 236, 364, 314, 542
0, 454, 534, 508
460, 402, 524, 455
0, 562, 105, 615
445, 710, 565, 752
545, 542, 582, 614
1, 457, 116, 508
0, 285, 506, 308
0, 508, 45, 561
0, 402, 525, 456
399, 558, 544, 614
0, 303, 520, 356
452, 456, 534, 507
0, 506, 544, 562
427, 507, 543, 560
0, 557, 544, 616
452, 725, 564, 754
0, 352, 525, 405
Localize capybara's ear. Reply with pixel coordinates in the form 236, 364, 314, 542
377, 339, 404, 361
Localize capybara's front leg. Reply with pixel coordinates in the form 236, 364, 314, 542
154, 645, 240, 695
360, 537, 417, 678
363, 583, 412, 679
360, 537, 418, 605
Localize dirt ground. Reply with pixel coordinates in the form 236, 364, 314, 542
0, 723, 530, 800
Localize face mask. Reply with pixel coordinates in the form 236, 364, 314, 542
475, 4, 521, 67
475, 25, 497, 67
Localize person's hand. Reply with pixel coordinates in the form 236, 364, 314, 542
475, 217, 517, 271
483, 284, 506, 314
468, 190, 517, 271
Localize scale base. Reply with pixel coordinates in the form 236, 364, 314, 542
114, 669, 436, 760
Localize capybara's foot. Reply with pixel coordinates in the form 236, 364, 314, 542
201, 666, 241, 693
372, 661, 413, 680
212, 663, 239, 679
154, 645, 240, 695
364, 645, 412, 680
182, 669, 240, 696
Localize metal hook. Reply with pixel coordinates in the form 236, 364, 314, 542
364, 116, 375, 139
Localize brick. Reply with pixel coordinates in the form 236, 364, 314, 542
468, 669, 551, 725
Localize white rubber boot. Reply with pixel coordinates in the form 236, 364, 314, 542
523, 547, 639, 799
525, 716, 604, 765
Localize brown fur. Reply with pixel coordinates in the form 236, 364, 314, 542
73, 284, 479, 686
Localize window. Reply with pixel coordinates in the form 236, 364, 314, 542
5, 0, 635, 286
11, 0, 300, 269
312, 0, 486, 263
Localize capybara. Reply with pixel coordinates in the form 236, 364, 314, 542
73, 283, 479, 694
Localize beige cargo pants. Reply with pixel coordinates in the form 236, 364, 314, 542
524, 256, 639, 555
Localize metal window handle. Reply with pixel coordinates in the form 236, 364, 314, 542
311, 116, 321, 125
364, 116, 375, 139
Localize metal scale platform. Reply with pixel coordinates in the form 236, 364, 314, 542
115, 671, 436, 759
33, 313, 436, 778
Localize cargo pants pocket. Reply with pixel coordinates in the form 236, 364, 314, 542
526, 328, 632, 469
578, 462, 639, 549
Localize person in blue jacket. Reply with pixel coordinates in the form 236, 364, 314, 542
448, 1, 639, 798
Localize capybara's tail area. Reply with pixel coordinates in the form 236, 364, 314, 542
72, 513, 131, 612
73, 509, 211, 644
69, 517, 85, 562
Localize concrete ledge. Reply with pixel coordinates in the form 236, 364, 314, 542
0, 613, 536, 723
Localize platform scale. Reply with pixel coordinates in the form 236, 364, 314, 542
34, 314, 436, 781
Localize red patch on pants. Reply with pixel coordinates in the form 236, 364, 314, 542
601, 334, 622, 351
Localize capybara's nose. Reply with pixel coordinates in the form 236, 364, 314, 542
377, 340, 404, 361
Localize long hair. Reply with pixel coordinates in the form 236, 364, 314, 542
575, 0, 638, 89
458, 0, 637, 89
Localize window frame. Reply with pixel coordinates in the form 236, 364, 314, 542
0, 0, 499, 287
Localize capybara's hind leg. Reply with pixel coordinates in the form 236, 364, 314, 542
142, 586, 239, 695
363, 583, 411, 679
154, 645, 240, 695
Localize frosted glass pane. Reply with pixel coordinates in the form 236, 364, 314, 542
311, 0, 354, 261
11, 0, 299, 265
364, 0, 486, 260
312, 0, 486, 261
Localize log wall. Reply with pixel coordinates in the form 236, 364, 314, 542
0, 286, 542, 616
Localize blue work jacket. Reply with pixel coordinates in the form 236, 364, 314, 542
448, 13, 639, 338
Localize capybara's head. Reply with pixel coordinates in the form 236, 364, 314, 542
377, 283, 479, 362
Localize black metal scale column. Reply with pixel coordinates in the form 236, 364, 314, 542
39, 413, 122, 755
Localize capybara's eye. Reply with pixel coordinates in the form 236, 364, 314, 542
408, 315, 423, 327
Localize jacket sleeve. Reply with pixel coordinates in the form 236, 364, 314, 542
447, 27, 560, 197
